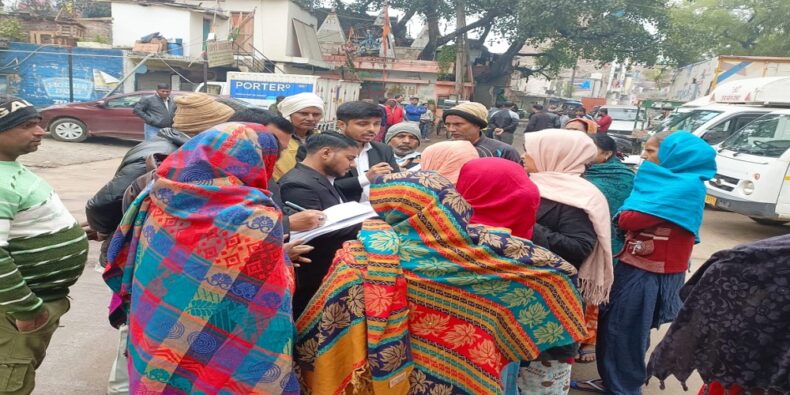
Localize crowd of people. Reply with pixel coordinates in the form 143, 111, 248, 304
1, 88, 788, 395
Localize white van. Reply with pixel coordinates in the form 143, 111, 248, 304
656, 77, 790, 144
706, 110, 790, 225
658, 103, 773, 145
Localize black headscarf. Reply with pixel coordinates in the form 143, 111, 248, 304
647, 234, 790, 393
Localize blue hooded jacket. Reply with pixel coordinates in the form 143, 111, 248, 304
618, 132, 717, 242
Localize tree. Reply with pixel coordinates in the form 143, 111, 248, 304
342, 0, 671, 104
663, 0, 790, 66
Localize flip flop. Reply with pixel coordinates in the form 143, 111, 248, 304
571, 379, 606, 393
575, 349, 597, 364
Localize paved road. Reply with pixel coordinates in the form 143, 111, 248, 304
25, 136, 788, 394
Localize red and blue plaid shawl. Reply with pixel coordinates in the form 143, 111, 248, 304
104, 123, 299, 394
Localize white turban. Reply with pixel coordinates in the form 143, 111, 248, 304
279, 93, 325, 119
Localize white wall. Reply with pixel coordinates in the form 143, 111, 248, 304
111, 2, 221, 58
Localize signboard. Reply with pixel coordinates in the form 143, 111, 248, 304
206, 41, 234, 68
229, 80, 315, 107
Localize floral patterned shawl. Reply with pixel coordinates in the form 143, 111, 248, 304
648, 234, 790, 393
295, 171, 587, 395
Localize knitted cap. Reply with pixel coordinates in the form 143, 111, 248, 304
443, 102, 488, 128
279, 92, 324, 120
173, 93, 235, 135
385, 122, 422, 145
0, 95, 39, 133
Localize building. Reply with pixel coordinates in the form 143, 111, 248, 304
108, 1, 234, 91
111, 1, 229, 59
0, 11, 86, 46
315, 9, 465, 102
178, 0, 331, 72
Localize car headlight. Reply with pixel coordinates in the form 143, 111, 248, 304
743, 181, 755, 195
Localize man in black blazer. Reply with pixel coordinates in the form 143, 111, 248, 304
334, 101, 400, 202
279, 132, 361, 317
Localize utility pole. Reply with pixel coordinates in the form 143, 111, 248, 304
454, 0, 466, 99
568, 61, 577, 98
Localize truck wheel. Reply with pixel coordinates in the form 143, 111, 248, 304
50, 118, 89, 142
750, 217, 789, 226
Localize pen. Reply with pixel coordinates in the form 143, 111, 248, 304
285, 201, 307, 212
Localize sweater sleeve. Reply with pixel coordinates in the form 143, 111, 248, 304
0, 200, 45, 320
618, 210, 665, 232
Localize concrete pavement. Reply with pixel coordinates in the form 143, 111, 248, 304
25, 136, 788, 394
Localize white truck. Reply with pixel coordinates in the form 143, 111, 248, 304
707, 109, 790, 225
658, 77, 790, 145
668, 55, 790, 102
197, 72, 361, 123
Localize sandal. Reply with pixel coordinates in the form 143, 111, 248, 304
575, 348, 597, 364
571, 379, 606, 393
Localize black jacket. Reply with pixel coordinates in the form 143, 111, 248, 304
489, 109, 519, 134
85, 129, 190, 234
133, 94, 177, 128
525, 111, 560, 132
279, 163, 360, 317
531, 197, 597, 361
531, 198, 597, 269
335, 142, 400, 202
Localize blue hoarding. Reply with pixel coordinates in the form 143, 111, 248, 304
229, 79, 314, 101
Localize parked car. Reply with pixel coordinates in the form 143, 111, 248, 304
39, 91, 256, 142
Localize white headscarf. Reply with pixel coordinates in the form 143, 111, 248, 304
279, 93, 325, 119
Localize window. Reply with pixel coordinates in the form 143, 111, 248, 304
106, 95, 143, 108
721, 114, 790, 158
704, 113, 764, 145
666, 110, 722, 132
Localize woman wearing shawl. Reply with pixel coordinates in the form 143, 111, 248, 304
456, 157, 540, 240
104, 123, 299, 394
575, 134, 635, 364
563, 118, 599, 134
647, 234, 790, 395
420, 140, 479, 183
591, 131, 716, 395
295, 171, 588, 395
520, 129, 613, 393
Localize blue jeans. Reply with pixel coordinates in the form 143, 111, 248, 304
419, 121, 431, 139
144, 124, 160, 140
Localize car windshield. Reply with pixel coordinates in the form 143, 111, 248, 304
607, 108, 640, 121
662, 109, 722, 132
720, 114, 790, 158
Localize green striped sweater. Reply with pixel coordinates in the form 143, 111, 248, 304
0, 161, 87, 320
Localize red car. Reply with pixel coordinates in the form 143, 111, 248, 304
40, 91, 253, 142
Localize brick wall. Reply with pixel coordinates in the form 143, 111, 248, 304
77, 18, 112, 43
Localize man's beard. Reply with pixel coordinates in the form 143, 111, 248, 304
394, 147, 415, 156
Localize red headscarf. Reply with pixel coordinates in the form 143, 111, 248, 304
456, 157, 540, 239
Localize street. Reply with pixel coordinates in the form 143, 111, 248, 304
27, 136, 788, 395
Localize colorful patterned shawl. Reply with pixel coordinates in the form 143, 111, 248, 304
104, 123, 299, 394
295, 171, 587, 395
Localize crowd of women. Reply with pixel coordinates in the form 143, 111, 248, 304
98, 95, 790, 395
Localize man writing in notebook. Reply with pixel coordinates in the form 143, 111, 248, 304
279, 132, 362, 317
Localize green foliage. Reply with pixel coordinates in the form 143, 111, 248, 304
663, 0, 790, 66
436, 44, 457, 81
0, 18, 26, 41
346, 0, 672, 82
